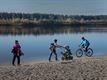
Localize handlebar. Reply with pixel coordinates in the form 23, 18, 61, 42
78, 45, 85, 49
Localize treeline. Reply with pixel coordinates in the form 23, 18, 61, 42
0, 12, 107, 26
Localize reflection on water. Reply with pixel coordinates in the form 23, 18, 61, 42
0, 25, 107, 35
0, 25, 107, 64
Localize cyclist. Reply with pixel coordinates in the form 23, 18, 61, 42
79, 37, 90, 52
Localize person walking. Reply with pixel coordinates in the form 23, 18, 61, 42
11, 40, 21, 66
49, 39, 62, 62
49, 43, 58, 61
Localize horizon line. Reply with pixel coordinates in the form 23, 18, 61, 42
0, 12, 107, 16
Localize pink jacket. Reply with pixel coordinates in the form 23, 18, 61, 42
13, 43, 21, 49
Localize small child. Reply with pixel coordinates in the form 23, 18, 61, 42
61, 45, 73, 60
64, 45, 72, 55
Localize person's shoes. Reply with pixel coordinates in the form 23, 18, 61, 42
49, 60, 52, 62
12, 64, 15, 66
18, 64, 21, 66
56, 59, 59, 61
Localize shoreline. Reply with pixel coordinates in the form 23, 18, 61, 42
0, 56, 107, 80
0, 54, 106, 66
1, 22, 107, 27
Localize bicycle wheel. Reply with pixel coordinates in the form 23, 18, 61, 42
76, 49, 83, 57
86, 48, 93, 57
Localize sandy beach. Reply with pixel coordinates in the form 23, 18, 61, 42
0, 56, 107, 80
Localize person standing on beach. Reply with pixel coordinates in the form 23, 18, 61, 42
11, 40, 21, 66
49, 39, 62, 61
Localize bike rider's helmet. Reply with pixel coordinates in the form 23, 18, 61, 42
82, 37, 85, 40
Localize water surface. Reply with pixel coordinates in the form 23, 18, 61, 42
0, 26, 107, 63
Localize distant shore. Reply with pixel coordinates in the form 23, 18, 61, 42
0, 12, 107, 27
1, 21, 107, 27
0, 56, 107, 80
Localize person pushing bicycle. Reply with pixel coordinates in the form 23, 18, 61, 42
79, 37, 90, 52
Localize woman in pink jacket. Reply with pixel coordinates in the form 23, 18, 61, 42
12, 40, 21, 66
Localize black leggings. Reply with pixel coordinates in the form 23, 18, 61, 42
82, 44, 89, 52
12, 54, 20, 65
86, 44, 89, 52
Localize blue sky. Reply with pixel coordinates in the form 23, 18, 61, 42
0, 0, 107, 15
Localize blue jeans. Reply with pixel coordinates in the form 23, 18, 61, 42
49, 49, 58, 61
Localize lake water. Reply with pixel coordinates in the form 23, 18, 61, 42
0, 25, 107, 64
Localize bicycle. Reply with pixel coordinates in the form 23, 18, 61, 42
76, 45, 93, 57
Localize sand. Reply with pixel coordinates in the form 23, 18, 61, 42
0, 56, 107, 80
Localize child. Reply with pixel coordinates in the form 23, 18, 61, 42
61, 45, 73, 60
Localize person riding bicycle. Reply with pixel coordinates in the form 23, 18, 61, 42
79, 37, 90, 52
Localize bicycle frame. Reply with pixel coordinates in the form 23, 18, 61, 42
80, 46, 86, 52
